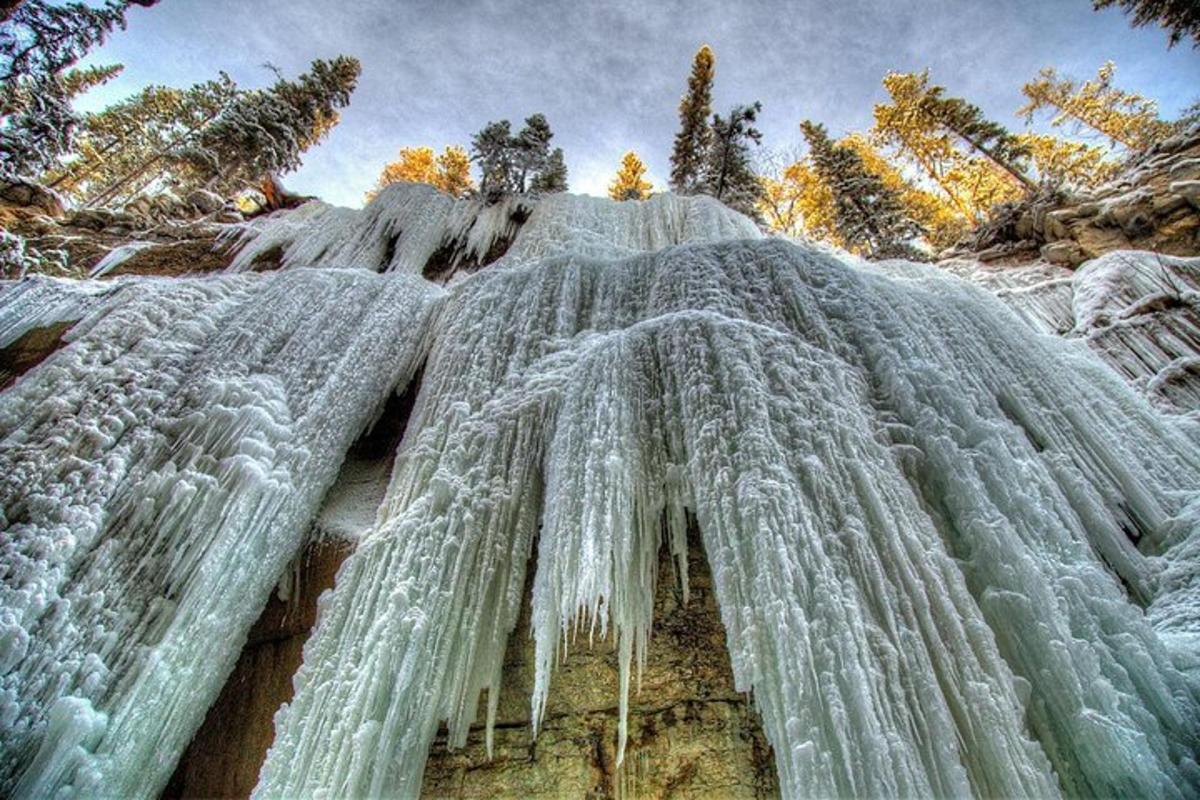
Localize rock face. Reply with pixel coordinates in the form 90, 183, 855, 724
951, 126, 1200, 266
421, 527, 777, 799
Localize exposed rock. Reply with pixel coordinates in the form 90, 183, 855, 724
1041, 240, 1085, 266
186, 189, 226, 215
947, 126, 1200, 265
0, 178, 64, 218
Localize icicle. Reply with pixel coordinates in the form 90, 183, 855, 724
0, 269, 440, 797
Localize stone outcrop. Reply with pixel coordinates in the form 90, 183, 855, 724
948, 125, 1200, 266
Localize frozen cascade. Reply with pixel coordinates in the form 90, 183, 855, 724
1, 190, 1198, 799
934, 252, 1200, 415
249, 196, 1199, 798
0, 268, 440, 796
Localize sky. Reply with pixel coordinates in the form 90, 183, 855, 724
76, 0, 1200, 208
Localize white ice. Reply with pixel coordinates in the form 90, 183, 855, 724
1, 186, 1198, 800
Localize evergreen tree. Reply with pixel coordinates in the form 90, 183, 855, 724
46, 73, 238, 203
514, 113, 552, 190
471, 119, 515, 198
1019, 62, 1175, 151
874, 71, 1026, 220
608, 151, 653, 200
0, 0, 154, 175
530, 146, 567, 193
176, 56, 360, 197
701, 102, 765, 217
914, 83, 1035, 190
669, 44, 715, 193
470, 115, 565, 198
1094, 0, 1200, 48
757, 155, 841, 243
801, 120, 925, 259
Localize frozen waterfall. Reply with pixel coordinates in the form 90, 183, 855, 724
1, 185, 1198, 798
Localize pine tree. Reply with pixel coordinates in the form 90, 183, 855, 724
1018, 62, 1174, 151
471, 119, 515, 198
874, 71, 1026, 221
839, 133, 968, 249
366, 144, 474, 201
0, 0, 154, 175
669, 44, 715, 193
1094, 0, 1200, 48
45, 74, 238, 203
530, 146, 567, 193
176, 56, 360, 197
801, 120, 925, 259
470, 115, 565, 198
701, 102, 765, 217
912, 82, 1035, 190
514, 113, 552, 190
608, 151, 653, 201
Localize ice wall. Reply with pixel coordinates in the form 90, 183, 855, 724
935, 252, 1200, 415
0, 269, 439, 796
253, 196, 1198, 798
2, 189, 1199, 799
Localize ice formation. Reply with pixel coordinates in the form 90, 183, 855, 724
0, 268, 438, 796
1, 186, 1199, 799
936, 252, 1200, 415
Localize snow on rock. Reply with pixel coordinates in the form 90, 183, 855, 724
224, 183, 759, 279
3, 190, 1200, 800
0, 269, 439, 797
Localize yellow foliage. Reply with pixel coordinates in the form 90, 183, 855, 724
367, 145, 475, 202
839, 133, 968, 249
1016, 132, 1118, 188
608, 151, 653, 201
1018, 62, 1173, 152
874, 72, 1026, 223
757, 160, 841, 245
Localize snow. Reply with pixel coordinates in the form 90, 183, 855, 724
2, 190, 1199, 799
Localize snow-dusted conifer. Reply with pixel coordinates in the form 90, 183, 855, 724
701, 102, 764, 218
801, 119, 925, 259
530, 146, 567, 194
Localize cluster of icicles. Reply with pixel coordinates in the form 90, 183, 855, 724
0, 183, 1198, 798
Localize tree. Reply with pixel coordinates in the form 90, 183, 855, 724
608, 151, 653, 201
1093, 0, 1200, 48
801, 120, 925, 259
471, 119, 515, 197
0, 0, 154, 175
892, 72, 1035, 190
514, 113, 552, 190
874, 71, 1026, 221
1018, 62, 1175, 151
367, 145, 474, 201
839, 133, 968, 249
1015, 132, 1118, 188
44, 73, 238, 203
529, 146, 567, 193
469, 115, 565, 198
700, 102, 764, 217
174, 56, 360, 197
757, 153, 841, 243
669, 44, 715, 193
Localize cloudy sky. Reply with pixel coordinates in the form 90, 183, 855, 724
77, 0, 1200, 207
